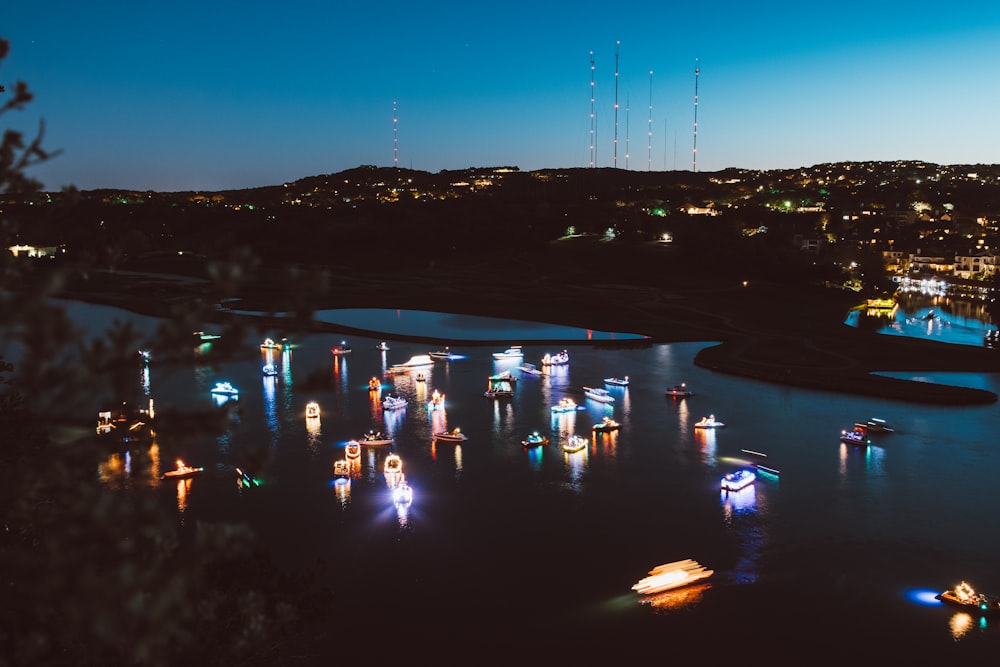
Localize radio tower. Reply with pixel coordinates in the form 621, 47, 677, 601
393, 100, 399, 168
613, 40, 620, 168
589, 51, 596, 168
625, 93, 631, 169
646, 70, 653, 171
692, 59, 699, 172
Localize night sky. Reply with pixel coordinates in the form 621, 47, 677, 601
5, 2, 1000, 191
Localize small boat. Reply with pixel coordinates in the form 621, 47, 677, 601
492, 346, 524, 360
384, 453, 403, 474
262, 363, 278, 376
210, 381, 239, 398
865, 417, 894, 433
592, 416, 620, 433
334, 459, 351, 479
936, 581, 1000, 616
162, 459, 204, 480
392, 481, 413, 505
840, 424, 869, 445
604, 376, 629, 386
305, 401, 320, 419
415, 373, 426, 383
382, 395, 407, 411
331, 341, 352, 355
583, 386, 615, 404
361, 429, 394, 446
376, 341, 391, 351
235, 467, 259, 487
368, 377, 382, 391
551, 397, 582, 413
518, 362, 543, 375
632, 560, 714, 595
521, 431, 550, 447
721, 469, 756, 492
541, 350, 570, 366
260, 338, 283, 350
484, 388, 515, 399
427, 389, 445, 410
345, 441, 361, 458
563, 434, 588, 453
194, 331, 221, 343
434, 427, 468, 442
694, 414, 724, 429
665, 383, 691, 397
429, 347, 454, 360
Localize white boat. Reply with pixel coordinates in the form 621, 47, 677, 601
492, 346, 524, 360
551, 397, 582, 413
392, 481, 413, 505
694, 414, 724, 429
260, 337, 283, 350
210, 381, 239, 398
345, 441, 361, 458
384, 453, 403, 474
429, 348, 454, 360
541, 350, 570, 366
161, 459, 204, 480
593, 416, 620, 432
563, 434, 588, 453
361, 429, 394, 446
399, 354, 433, 367
334, 459, 351, 479
721, 469, 756, 492
434, 427, 468, 442
583, 386, 615, 404
518, 362, 543, 375
305, 401, 320, 419
376, 341, 391, 351
665, 383, 691, 397
331, 341, 352, 355
865, 417, 894, 433
262, 363, 278, 376
603, 376, 629, 386
382, 395, 407, 411
632, 560, 714, 595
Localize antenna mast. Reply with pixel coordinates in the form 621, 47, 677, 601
692, 59, 699, 172
613, 40, 620, 168
393, 100, 399, 168
589, 51, 596, 168
647, 70, 653, 171
625, 93, 630, 170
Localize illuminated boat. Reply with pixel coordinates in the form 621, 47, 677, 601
583, 386, 615, 404
345, 441, 361, 458
415, 373, 426, 382
865, 417, 894, 433
384, 453, 402, 474
334, 459, 351, 479
632, 559, 714, 595
427, 389, 445, 410
521, 431, 550, 447
665, 383, 691, 397
551, 397, 582, 413
260, 338, 283, 350
541, 350, 570, 366
235, 467, 259, 487
563, 434, 588, 453
194, 331, 221, 343
376, 341, 391, 351
361, 429, 393, 446
604, 376, 629, 386
305, 401, 320, 419
162, 459, 204, 480
398, 354, 434, 367
518, 362, 542, 376
262, 363, 278, 376
840, 424, 869, 445
720, 469, 756, 492
936, 582, 1000, 616
592, 416, 620, 433
434, 427, 467, 443
492, 346, 524, 360
392, 481, 413, 505
382, 395, 407, 411
694, 414, 724, 429
429, 347, 454, 360
330, 341, 352, 355
368, 377, 382, 391
210, 381, 239, 398
485, 373, 515, 398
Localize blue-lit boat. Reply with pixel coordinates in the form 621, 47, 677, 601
720, 469, 755, 492
210, 381, 239, 398
604, 376, 629, 386
521, 431, 549, 447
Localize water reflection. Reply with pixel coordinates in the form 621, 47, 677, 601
306, 414, 322, 456
639, 582, 711, 613
175, 478, 192, 517
563, 448, 588, 492
693, 428, 717, 465
334, 479, 351, 508
837, 443, 886, 480
263, 375, 278, 446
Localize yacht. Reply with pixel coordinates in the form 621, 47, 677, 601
865, 417, 894, 433
603, 376, 629, 386
583, 386, 615, 404
518, 362, 543, 375
936, 581, 1000, 616
429, 347, 454, 360
492, 346, 524, 360
262, 363, 278, 376
434, 428, 468, 442
665, 383, 692, 397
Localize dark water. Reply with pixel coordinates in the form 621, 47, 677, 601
82, 305, 1000, 661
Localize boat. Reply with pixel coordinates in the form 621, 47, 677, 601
305, 401, 320, 419
368, 377, 382, 391
398, 354, 434, 367
694, 414, 724, 429
260, 338, 283, 350
541, 350, 569, 366
665, 383, 692, 397
235, 467, 259, 487
484, 388, 515, 399
376, 341, 391, 351
632, 559, 714, 595
210, 381, 239, 398
721, 469, 756, 492
434, 427, 468, 442
563, 434, 588, 453
521, 431, 550, 447
262, 363, 278, 376
593, 416, 620, 433
193, 331, 221, 343
936, 581, 1000, 616
361, 429, 393, 446
334, 459, 351, 479
518, 362, 542, 375
331, 341, 352, 355
427, 389, 445, 410
484, 372, 515, 398
162, 459, 204, 480
384, 453, 403, 474
604, 376, 629, 386
345, 441, 361, 458
840, 424, 870, 445
583, 386, 615, 404
551, 397, 582, 413
382, 395, 407, 411
429, 347, 454, 360
392, 481, 413, 505
492, 346, 524, 360
865, 417, 894, 433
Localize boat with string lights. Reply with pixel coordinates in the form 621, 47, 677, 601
334, 459, 351, 479
345, 441, 361, 459
162, 459, 204, 480
434, 428, 468, 443
260, 338, 283, 350
563, 434, 588, 453
583, 386, 615, 404
382, 395, 407, 411
541, 350, 569, 366
369, 377, 382, 391
521, 431, 549, 447
665, 383, 692, 397
384, 453, 403, 474
592, 416, 620, 433
305, 401, 320, 419
603, 376, 629, 386
361, 429, 393, 446
632, 559, 714, 595
210, 381, 239, 398
551, 397, 582, 413
694, 414, 725, 429
936, 581, 1000, 616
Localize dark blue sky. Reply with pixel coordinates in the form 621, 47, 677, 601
5, 2, 999, 191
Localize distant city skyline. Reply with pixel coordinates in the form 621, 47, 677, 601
5, 2, 1000, 192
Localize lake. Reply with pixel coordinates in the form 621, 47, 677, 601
77, 304, 1000, 660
